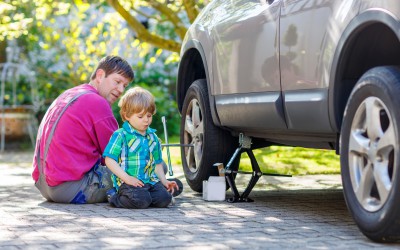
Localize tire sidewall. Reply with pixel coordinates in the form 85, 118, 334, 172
180, 80, 218, 191
340, 67, 400, 240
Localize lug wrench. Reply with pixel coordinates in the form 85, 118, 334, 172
161, 116, 174, 176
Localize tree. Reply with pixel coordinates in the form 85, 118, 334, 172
1, 0, 208, 89
105, 0, 207, 53
1, 0, 208, 136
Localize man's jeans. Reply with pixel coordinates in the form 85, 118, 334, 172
70, 164, 113, 204
109, 182, 172, 209
35, 163, 112, 204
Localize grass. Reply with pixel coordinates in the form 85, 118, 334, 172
164, 138, 340, 176
239, 146, 340, 176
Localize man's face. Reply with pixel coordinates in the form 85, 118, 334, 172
96, 70, 131, 104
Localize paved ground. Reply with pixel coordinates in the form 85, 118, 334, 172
1, 150, 399, 249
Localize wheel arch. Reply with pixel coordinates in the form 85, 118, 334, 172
176, 40, 222, 126
329, 9, 400, 134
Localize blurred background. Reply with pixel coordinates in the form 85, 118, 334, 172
0, 0, 211, 151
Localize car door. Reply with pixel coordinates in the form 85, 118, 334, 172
280, 0, 360, 133
211, 0, 287, 131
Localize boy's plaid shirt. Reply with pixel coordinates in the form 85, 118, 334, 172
103, 121, 163, 190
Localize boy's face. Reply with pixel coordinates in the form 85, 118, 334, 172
126, 110, 153, 135
96, 70, 131, 104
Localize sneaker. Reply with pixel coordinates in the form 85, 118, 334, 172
106, 188, 117, 203
169, 197, 176, 206
167, 178, 183, 197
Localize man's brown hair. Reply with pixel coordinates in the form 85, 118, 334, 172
90, 55, 134, 81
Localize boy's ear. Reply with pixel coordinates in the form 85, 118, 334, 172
121, 111, 127, 121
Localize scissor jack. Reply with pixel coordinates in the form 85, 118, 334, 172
217, 134, 291, 203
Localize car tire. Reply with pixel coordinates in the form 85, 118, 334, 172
180, 79, 238, 192
340, 66, 400, 242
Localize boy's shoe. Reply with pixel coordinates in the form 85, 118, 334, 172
106, 188, 117, 203
167, 178, 183, 197
169, 196, 176, 206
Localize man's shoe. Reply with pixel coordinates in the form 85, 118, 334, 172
167, 178, 183, 197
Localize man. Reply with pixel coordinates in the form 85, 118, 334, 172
32, 55, 134, 204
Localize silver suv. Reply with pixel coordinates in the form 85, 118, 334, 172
176, 0, 400, 242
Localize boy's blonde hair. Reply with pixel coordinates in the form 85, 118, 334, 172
118, 87, 156, 121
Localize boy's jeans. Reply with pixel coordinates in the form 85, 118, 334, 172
109, 182, 172, 209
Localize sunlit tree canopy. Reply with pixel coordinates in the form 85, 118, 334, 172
1, 0, 209, 135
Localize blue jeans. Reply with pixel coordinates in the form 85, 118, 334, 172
70, 163, 113, 204
36, 162, 112, 204
109, 182, 172, 209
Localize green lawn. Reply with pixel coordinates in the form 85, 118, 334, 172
165, 142, 340, 176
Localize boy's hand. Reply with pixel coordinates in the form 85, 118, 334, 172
125, 176, 144, 187
165, 180, 179, 195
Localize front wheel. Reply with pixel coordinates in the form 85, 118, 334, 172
180, 79, 238, 192
340, 66, 400, 242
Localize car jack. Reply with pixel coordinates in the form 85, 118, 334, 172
217, 134, 291, 203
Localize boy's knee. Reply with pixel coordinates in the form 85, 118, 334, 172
153, 197, 171, 208
152, 191, 172, 208
116, 195, 151, 209
133, 198, 152, 209
118, 188, 152, 209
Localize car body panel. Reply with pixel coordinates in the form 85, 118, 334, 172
210, 0, 285, 130
178, 0, 400, 144
328, 7, 400, 132
280, 0, 360, 91
178, 1, 400, 240
359, 1, 400, 17
280, 0, 360, 132
215, 92, 286, 130
211, 0, 281, 94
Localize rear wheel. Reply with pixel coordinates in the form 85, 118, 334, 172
340, 66, 400, 242
180, 79, 238, 192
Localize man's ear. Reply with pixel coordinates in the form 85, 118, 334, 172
95, 69, 105, 80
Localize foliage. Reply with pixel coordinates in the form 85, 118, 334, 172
112, 68, 180, 139
2, 76, 36, 106
0, 0, 203, 137
106, 0, 210, 52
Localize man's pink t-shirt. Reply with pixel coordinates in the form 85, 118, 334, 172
32, 84, 118, 186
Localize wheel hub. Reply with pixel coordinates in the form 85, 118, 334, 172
349, 97, 396, 212
184, 99, 204, 173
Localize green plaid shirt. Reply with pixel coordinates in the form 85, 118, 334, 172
103, 121, 163, 189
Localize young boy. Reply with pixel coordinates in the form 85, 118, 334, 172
103, 87, 179, 208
